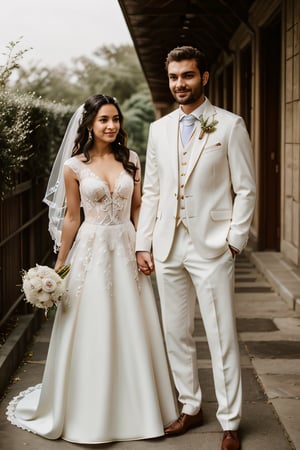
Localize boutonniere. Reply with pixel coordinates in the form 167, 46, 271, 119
198, 114, 218, 139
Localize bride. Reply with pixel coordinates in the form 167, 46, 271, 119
7, 94, 178, 444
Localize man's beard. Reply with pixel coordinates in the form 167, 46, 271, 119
172, 87, 203, 105
175, 95, 196, 105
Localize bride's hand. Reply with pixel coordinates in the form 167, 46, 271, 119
136, 251, 154, 276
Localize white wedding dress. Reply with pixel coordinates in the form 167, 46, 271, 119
7, 152, 178, 444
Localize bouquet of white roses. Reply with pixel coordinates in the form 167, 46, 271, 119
22, 264, 70, 315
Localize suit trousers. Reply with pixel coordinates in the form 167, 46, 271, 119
154, 224, 242, 431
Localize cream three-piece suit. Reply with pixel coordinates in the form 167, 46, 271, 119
136, 98, 256, 431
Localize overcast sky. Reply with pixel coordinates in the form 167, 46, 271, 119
0, 0, 133, 68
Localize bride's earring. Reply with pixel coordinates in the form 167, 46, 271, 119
88, 129, 93, 141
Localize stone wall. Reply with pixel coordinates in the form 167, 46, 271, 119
282, 0, 300, 266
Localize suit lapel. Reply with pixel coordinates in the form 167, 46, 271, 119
185, 101, 218, 183
185, 128, 208, 183
166, 110, 180, 182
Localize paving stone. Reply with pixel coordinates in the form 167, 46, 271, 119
197, 368, 266, 403
258, 374, 300, 398
24, 342, 50, 361
252, 359, 300, 375
194, 318, 206, 336
196, 341, 211, 359
271, 399, 300, 449
236, 277, 258, 282
273, 317, 300, 336
235, 286, 273, 293
195, 317, 279, 334
245, 341, 300, 359
239, 401, 295, 450
237, 318, 279, 332
239, 331, 291, 342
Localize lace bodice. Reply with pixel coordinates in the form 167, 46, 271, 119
64, 153, 138, 225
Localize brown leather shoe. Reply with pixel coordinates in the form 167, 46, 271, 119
221, 430, 241, 450
164, 409, 203, 436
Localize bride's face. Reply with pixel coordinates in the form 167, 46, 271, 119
91, 104, 120, 144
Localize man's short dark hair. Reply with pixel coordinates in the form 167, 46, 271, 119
165, 46, 209, 74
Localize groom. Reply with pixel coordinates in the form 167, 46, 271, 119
136, 46, 256, 450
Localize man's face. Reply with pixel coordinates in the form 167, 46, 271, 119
167, 59, 209, 106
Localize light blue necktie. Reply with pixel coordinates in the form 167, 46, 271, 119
180, 114, 196, 146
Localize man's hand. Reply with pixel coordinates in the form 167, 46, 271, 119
136, 251, 154, 276
229, 245, 239, 258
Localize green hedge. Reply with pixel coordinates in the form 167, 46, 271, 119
0, 92, 73, 199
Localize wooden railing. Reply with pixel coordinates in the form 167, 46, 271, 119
0, 177, 54, 329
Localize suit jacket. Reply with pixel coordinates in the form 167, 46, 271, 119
136, 99, 256, 261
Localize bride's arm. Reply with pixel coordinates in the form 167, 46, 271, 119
54, 166, 81, 271
130, 160, 141, 231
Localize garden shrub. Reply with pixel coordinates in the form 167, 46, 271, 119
0, 92, 73, 199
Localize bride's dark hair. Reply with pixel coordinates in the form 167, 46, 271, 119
72, 94, 137, 180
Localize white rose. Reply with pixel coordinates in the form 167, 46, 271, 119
23, 279, 37, 302
27, 267, 39, 278
37, 265, 54, 278
36, 290, 52, 304
42, 277, 57, 293
30, 277, 43, 291
52, 284, 64, 301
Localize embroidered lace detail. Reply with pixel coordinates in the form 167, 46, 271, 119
63, 154, 141, 297
65, 158, 132, 226
6, 384, 42, 432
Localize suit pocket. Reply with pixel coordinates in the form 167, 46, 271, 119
210, 210, 232, 221
202, 143, 223, 155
